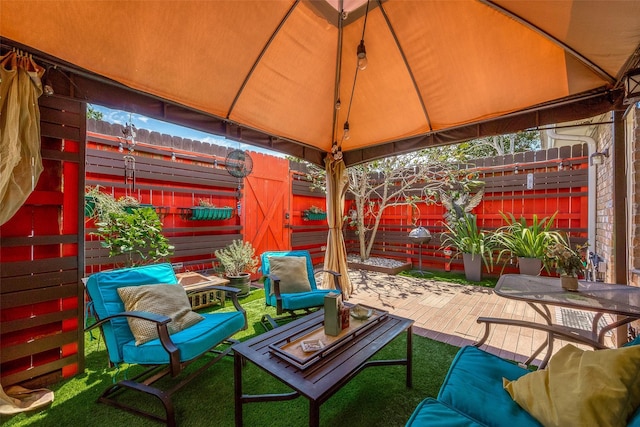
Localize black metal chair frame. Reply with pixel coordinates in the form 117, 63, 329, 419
85, 284, 247, 426
260, 269, 341, 330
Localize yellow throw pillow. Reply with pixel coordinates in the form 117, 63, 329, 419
117, 284, 204, 346
503, 344, 640, 427
268, 256, 312, 295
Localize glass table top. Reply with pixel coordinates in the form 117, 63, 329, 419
495, 274, 640, 317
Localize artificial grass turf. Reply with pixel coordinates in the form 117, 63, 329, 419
2, 290, 460, 427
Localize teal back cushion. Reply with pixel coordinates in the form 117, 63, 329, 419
85, 263, 178, 364
438, 346, 542, 427
260, 251, 317, 306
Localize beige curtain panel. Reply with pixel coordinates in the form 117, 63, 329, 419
324, 154, 353, 297
0, 50, 44, 225
0, 383, 53, 415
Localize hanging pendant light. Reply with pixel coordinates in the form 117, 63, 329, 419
357, 40, 367, 71
343, 121, 351, 140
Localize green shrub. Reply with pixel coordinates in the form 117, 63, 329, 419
94, 207, 174, 267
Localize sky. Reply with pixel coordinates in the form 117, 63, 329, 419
91, 104, 284, 157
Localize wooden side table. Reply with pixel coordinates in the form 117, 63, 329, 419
176, 272, 229, 309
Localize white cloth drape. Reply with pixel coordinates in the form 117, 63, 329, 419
0, 50, 44, 225
323, 155, 353, 297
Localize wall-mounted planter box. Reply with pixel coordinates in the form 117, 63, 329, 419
84, 196, 96, 217
303, 212, 327, 221
189, 207, 234, 221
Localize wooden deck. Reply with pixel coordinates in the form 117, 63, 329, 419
344, 270, 616, 366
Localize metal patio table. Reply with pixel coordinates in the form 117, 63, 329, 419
475, 274, 640, 368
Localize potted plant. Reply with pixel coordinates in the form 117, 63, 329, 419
85, 185, 122, 220
190, 199, 233, 220
494, 212, 564, 275
546, 241, 586, 291
303, 205, 327, 221
92, 204, 174, 268
439, 213, 496, 281
214, 240, 259, 296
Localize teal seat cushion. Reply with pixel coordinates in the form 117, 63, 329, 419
261, 250, 340, 310
122, 311, 245, 364
630, 408, 640, 427
623, 335, 640, 347
406, 398, 485, 427
85, 263, 179, 364
437, 346, 541, 427
280, 289, 337, 311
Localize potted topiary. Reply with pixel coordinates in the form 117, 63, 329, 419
214, 240, 259, 296
494, 212, 564, 275
439, 213, 496, 281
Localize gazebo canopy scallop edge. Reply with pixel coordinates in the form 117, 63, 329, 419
2, 0, 640, 167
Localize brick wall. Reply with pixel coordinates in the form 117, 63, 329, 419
593, 105, 640, 287
629, 106, 640, 286
594, 113, 615, 284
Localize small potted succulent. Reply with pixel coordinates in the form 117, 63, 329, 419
546, 241, 586, 291
214, 240, 259, 296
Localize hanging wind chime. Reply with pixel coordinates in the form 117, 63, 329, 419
120, 117, 137, 192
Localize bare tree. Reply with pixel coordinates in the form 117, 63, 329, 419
346, 154, 460, 261
300, 151, 488, 262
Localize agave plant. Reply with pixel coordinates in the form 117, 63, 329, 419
494, 212, 564, 267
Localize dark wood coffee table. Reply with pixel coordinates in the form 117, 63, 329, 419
233, 308, 413, 427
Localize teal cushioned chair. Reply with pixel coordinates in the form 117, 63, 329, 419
406, 346, 543, 427
260, 250, 341, 328
407, 344, 640, 427
85, 263, 247, 426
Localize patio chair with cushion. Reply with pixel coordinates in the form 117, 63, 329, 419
85, 263, 247, 426
260, 250, 341, 329
406, 342, 640, 427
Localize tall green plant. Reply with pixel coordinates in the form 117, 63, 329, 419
94, 207, 174, 267
440, 213, 496, 272
494, 212, 564, 264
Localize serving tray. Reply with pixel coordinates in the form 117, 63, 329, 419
268, 304, 387, 370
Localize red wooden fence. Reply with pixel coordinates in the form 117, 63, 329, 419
0, 113, 588, 389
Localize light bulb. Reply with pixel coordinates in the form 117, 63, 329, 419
357, 40, 367, 71
343, 122, 350, 140
335, 98, 341, 110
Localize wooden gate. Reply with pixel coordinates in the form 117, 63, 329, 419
243, 153, 291, 264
